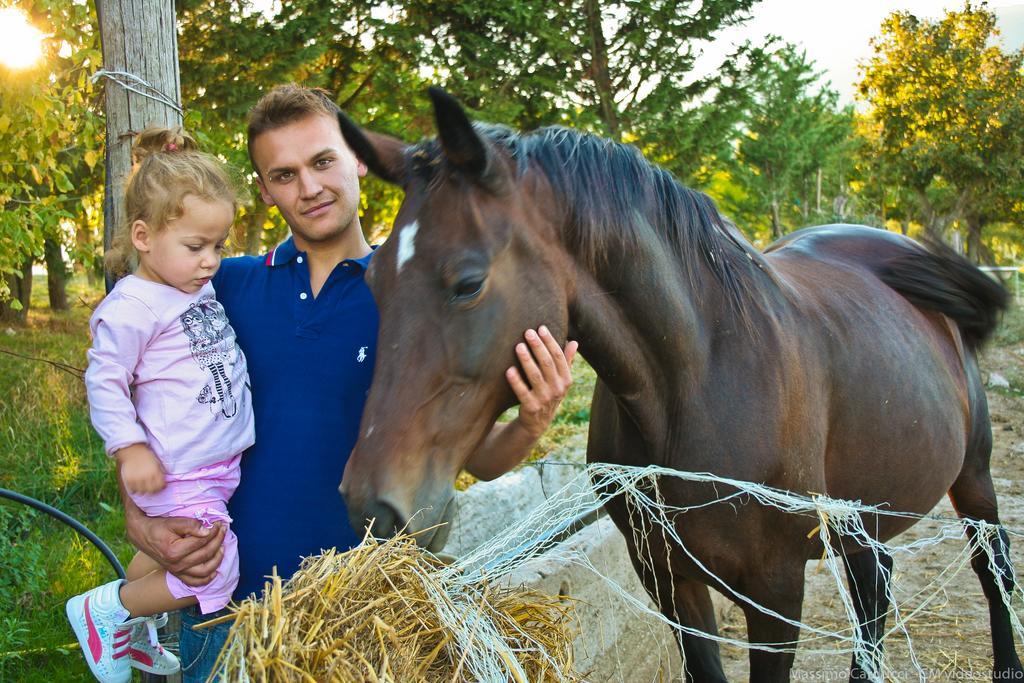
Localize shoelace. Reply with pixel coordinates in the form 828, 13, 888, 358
142, 617, 160, 649
114, 615, 162, 651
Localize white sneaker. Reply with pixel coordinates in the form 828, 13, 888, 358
65, 580, 132, 683
117, 615, 180, 675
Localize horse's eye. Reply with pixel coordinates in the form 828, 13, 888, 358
451, 276, 485, 302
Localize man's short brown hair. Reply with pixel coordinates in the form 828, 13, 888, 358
247, 85, 341, 176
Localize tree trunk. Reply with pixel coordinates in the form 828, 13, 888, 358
244, 203, 269, 255
584, 0, 620, 141
75, 219, 103, 286
816, 167, 822, 216
965, 212, 986, 265
914, 189, 944, 240
0, 257, 34, 325
361, 202, 377, 241
770, 198, 782, 240
96, 0, 182, 294
44, 237, 69, 310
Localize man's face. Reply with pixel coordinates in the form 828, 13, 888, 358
251, 113, 366, 249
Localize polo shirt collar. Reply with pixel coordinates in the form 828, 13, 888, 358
264, 237, 375, 271
349, 247, 375, 272
264, 236, 299, 267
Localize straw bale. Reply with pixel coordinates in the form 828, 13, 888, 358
202, 532, 581, 682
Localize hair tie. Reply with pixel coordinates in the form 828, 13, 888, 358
164, 142, 178, 152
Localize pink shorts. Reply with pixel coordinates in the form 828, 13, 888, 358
130, 455, 241, 614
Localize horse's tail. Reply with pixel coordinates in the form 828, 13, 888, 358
878, 238, 1009, 350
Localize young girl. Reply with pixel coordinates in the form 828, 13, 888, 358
66, 127, 254, 683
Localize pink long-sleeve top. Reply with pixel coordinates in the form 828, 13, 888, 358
85, 275, 255, 475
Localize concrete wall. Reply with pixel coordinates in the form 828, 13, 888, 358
447, 461, 689, 681
510, 517, 684, 682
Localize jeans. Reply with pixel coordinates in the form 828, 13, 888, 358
179, 604, 232, 682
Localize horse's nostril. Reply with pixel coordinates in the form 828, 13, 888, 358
351, 500, 403, 540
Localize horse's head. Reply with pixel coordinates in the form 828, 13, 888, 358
338, 88, 573, 551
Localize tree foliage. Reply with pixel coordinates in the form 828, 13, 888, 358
177, 0, 439, 249
174, 0, 765, 244
858, 3, 1024, 260
406, 0, 767, 187
0, 0, 103, 318
6, 0, 1024, 320
726, 45, 854, 239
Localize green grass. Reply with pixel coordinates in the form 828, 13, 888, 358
0, 275, 132, 682
993, 297, 1024, 348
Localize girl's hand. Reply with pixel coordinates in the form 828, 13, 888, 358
115, 443, 167, 494
120, 466, 224, 587
506, 326, 578, 438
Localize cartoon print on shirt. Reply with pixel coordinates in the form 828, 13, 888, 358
180, 297, 245, 418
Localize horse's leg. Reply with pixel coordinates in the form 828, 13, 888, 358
948, 465, 1023, 676
639, 567, 728, 683
589, 380, 729, 681
609, 499, 728, 682
842, 547, 894, 681
650, 574, 728, 683
741, 561, 805, 683
670, 580, 729, 683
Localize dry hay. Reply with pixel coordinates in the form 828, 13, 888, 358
202, 532, 580, 682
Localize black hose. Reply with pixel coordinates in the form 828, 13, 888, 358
0, 488, 125, 579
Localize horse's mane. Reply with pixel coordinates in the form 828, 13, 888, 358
413, 123, 778, 320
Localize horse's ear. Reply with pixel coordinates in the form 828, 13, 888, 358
337, 112, 406, 185
428, 87, 495, 182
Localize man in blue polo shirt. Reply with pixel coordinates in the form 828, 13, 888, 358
119, 85, 577, 681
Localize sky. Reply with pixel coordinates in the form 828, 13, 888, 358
699, 1, 1024, 103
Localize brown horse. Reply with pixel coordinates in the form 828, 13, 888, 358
337, 88, 1020, 681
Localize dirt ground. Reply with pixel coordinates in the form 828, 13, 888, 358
707, 344, 1024, 681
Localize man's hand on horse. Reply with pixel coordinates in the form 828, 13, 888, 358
506, 325, 579, 437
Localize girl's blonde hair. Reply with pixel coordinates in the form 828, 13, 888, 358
105, 127, 240, 278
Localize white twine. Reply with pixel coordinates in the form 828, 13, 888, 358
90, 69, 183, 115
216, 463, 1024, 682
440, 464, 1024, 682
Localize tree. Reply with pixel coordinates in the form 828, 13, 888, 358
0, 0, 103, 322
848, 113, 918, 232
403, 0, 766, 184
177, 0, 435, 247
858, 3, 1024, 260
97, 0, 182, 293
727, 45, 854, 238
176, 0, 768, 243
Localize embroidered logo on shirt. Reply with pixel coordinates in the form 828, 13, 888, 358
357, 346, 367, 363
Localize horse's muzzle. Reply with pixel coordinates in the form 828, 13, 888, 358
345, 494, 455, 553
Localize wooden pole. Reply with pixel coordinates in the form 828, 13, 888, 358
96, 0, 182, 294
95, 6, 183, 680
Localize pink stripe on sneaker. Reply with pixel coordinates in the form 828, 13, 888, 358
129, 649, 154, 667
112, 649, 129, 660
84, 596, 103, 664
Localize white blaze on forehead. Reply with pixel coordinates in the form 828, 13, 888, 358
396, 220, 419, 273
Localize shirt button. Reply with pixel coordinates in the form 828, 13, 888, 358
299, 292, 308, 300
297, 256, 304, 264
342, 262, 350, 268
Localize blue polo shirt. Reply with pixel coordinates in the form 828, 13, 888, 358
212, 237, 378, 600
